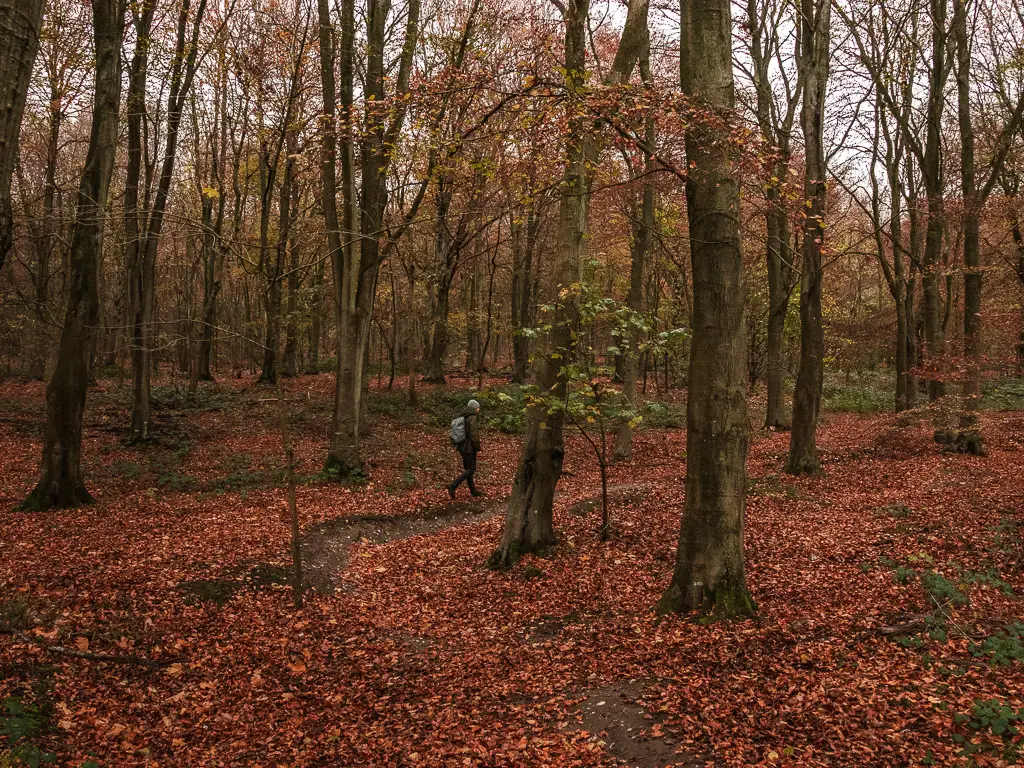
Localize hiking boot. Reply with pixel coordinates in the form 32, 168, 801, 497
470, 488, 483, 498
448, 484, 457, 499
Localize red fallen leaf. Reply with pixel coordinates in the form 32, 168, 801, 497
74, 636, 89, 651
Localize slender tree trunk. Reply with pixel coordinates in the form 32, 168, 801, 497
764, 199, 793, 428
197, 193, 220, 381
28, 74, 64, 380
260, 144, 291, 384
657, 0, 754, 618
954, 0, 982, 432
510, 205, 538, 384
424, 178, 454, 382
304, 253, 324, 374
745, 0, 799, 430
613, 69, 653, 459
465, 249, 481, 371
922, 0, 948, 402
1011, 209, 1024, 372
787, 0, 829, 476
283, 139, 301, 378
0, 0, 45, 274
23, 0, 125, 510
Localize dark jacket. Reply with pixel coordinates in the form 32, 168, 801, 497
459, 409, 481, 454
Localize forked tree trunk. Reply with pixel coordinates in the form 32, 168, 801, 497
22, 0, 125, 510
0, 0, 45, 274
492, 0, 648, 568
745, 0, 799, 430
657, 0, 755, 618
130, 0, 206, 440
322, 0, 420, 477
786, 0, 829, 476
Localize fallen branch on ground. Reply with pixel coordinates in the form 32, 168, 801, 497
0, 625, 182, 671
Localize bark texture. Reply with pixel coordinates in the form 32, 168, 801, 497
23, 0, 126, 510
492, 0, 649, 567
657, 0, 755, 618
786, 0, 829, 476
0, 0, 45, 274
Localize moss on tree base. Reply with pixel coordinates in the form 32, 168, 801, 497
785, 454, 823, 476
322, 456, 368, 484
19, 482, 94, 512
933, 429, 986, 456
656, 577, 757, 620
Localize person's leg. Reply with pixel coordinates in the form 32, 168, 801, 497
449, 451, 473, 496
449, 451, 478, 497
464, 451, 480, 496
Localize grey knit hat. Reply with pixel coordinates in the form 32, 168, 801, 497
468, 399, 481, 411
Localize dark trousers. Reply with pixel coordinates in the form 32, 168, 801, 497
451, 450, 478, 494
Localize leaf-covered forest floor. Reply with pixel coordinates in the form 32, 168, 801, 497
2, 374, 1023, 767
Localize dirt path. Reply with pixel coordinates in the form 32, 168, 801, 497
302, 497, 505, 592
565, 680, 699, 768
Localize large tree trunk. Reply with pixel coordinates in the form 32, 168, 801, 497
657, 0, 754, 618
492, 0, 648, 568
786, 0, 829, 476
22, 0, 125, 510
0, 0, 45, 274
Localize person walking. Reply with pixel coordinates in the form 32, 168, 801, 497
448, 399, 482, 498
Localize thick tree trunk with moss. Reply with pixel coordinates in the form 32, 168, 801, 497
786, 0, 829, 476
656, 0, 755, 619
22, 0, 125, 511
0, 0, 45, 274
